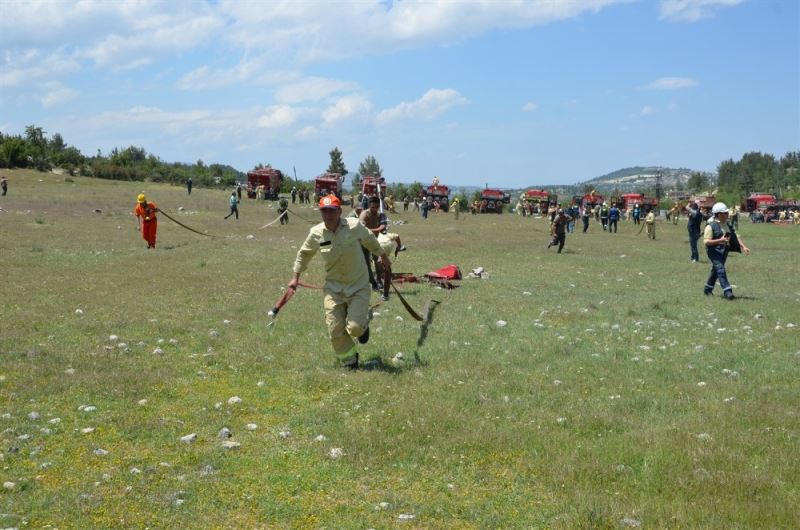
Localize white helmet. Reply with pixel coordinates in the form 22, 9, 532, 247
711, 202, 729, 214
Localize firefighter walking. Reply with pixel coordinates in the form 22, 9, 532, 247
134, 193, 158, 248
289, 194, 389, 369
645, 209, 656, 239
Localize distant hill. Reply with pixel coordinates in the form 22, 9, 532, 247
519, 166, 716, 197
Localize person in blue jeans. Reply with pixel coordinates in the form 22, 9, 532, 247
608, 204, 620, 233
687, 201, 704, 262
703, 202, 750, 299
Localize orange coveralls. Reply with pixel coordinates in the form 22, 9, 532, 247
134, 201, 158, 248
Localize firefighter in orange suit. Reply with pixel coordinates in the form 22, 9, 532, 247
134, 193, 158, 248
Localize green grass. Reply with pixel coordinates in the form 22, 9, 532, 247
1, 169, 798, 528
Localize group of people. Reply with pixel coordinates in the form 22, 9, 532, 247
290, 187, 312, 204
130, 182, 764, 369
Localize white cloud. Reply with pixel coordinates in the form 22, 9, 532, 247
176, 62, 299, 91
660, 0, 745, 22
41, 85, 79, 108
522, 102, 538, 112
257, 105, 298, 128
643, 77, 699, 90
275, 77, 360, 104
322, 95, 373, 126
0, 50, 81, 89
640, 105, 656, 116
377, 89, 468, 124
220, 0, 630, 63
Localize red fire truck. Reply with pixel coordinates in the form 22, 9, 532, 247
617, 193, 658, 212
361, 175, 388, 200
479, 188, 511, 213
424, 184, 451, 212
572, 192, 604, 209
314, 172, 344, 200
523, 189, 557, 210
741, 193, 776, 212
246, 168, 283, 199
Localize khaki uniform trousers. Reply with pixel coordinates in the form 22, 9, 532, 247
646, 222, 656, 239
324, 285, 371, 361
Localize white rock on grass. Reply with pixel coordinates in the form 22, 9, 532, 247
223, 320, 231, 325
375, 502, 390, 510
621, 518, 641, 528
315, 434, 327, 442
218, 427, 232, 439
28, 411, 40, 420
3, 481, 16, 490
278, 430, 291, 438
246, 234, 255, 240
94, 448, 109, 456
329, 447, 344, 459
75, 309, 84, 315
257, 381, 265, 387
495, 320, 507, 328
222, 441, 241, 450
227, 396, 242, 405
697, 433, 713, 442
78, 405, 96, 412
138, 399, 148, 406
152, 347, 164, 355
209, 330, 220, 338
64, 368, 75, 375
81, 428, 95, 434
109, 335, 119, 342
48, 418, 61, 424
180, 433, 198, 444
246, 424, 258, 431
398, 514, 415, 521
723, 397, 736, 404
130, 467, 141, 475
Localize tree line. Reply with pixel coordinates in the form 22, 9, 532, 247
3, 125, 795, 205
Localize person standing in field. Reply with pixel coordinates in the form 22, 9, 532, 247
186, 177, 192, 195
632, 203, 641, 225
289, 194, 390, 369
359, 196, 386, 291
599, 202, 610, 231
224, 191, 239, 220
134, 193, 158, 248
548, 208, 572, 253
451, 197, 461, 220
581, 204, 591, 233
687, 201, 704, 262
236, 183, 243, 201
645, 209, 656, 239
0, 176, 7, 196
704, 202, 750, 299
608, 203, 620, 233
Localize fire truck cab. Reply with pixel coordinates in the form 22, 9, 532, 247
246, 168, 283, 200
423, 184, 451, 212
314, 172, 344, 200
479, 188, 510, 213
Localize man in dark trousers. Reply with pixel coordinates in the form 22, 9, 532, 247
358, 196, 386, 291
687, 201, 704, 262
608, 203, 620, 233
186, 177, 192, 195
0, 176, 7, 196
548, 208, 572, 253
704, 202, 750, 299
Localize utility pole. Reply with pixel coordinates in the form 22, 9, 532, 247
655, 171, 663, 215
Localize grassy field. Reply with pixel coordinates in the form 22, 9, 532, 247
1, 169, 798, 529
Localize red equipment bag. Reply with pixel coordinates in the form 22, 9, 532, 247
424, 264, 461, 289
425, 264, 462, 280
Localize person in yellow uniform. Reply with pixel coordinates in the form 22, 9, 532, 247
289, 194, 389, 369
451, 196, 461, 220
645, 209, 656, 239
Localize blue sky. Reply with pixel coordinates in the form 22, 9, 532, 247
1, 0, 797, 187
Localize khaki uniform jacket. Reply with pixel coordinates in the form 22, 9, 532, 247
293, 218, 385, 296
